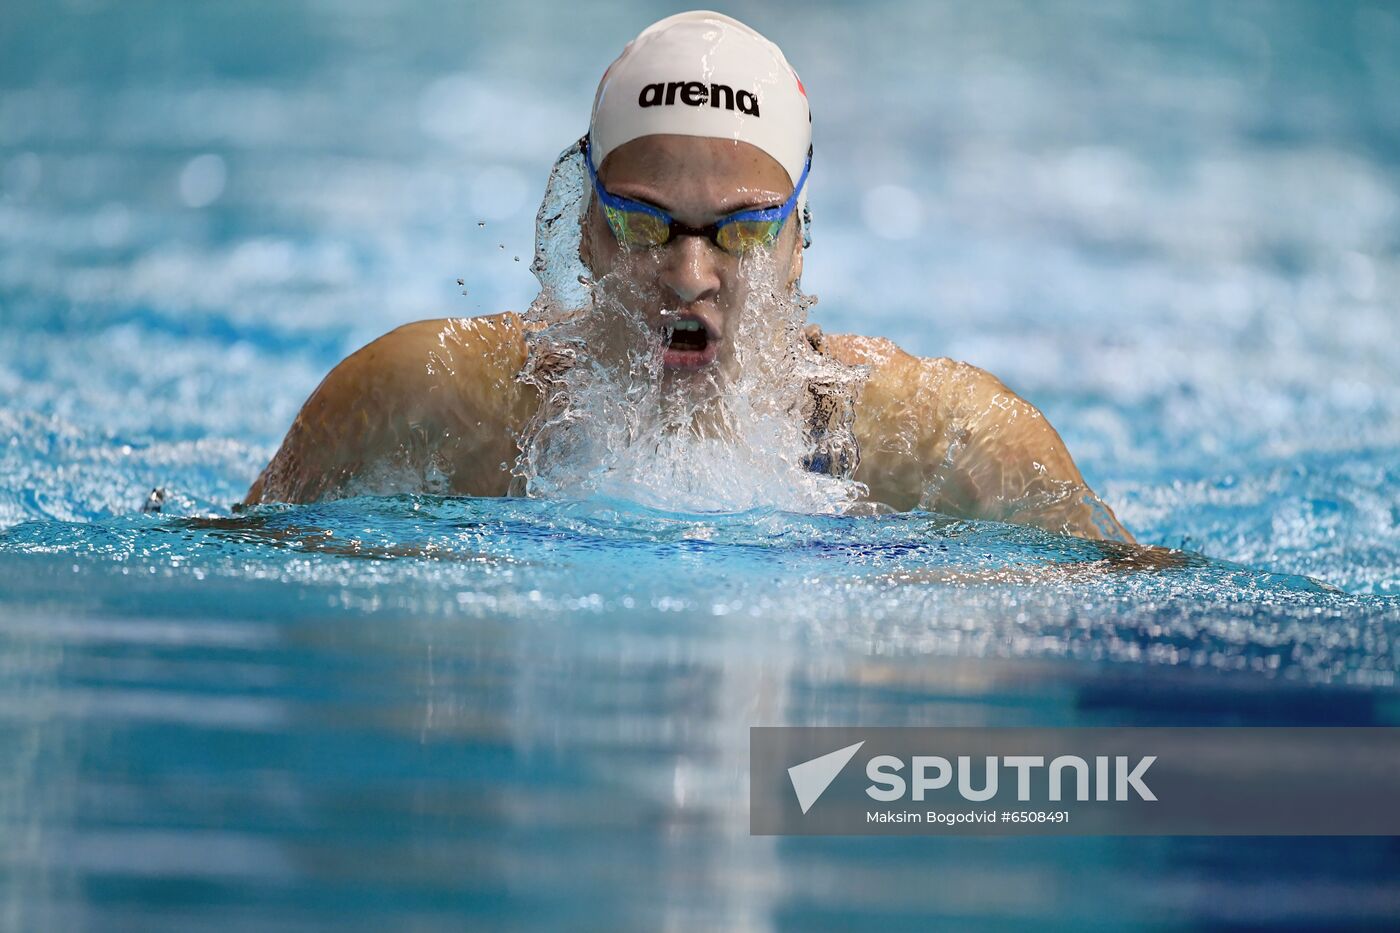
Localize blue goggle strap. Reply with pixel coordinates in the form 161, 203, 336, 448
583, 135, 812, 233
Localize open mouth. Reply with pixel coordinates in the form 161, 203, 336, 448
662, 315, 720, 369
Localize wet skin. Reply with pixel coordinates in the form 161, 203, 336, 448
246, 135, 1135, 545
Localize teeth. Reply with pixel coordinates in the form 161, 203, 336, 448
672, 320, 703, 332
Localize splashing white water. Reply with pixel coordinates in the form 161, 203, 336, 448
512, 140, 868, 514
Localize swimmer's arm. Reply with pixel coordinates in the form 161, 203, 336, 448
826, 333, 1134, 545
925, 361, 1135, 544
245, 315, 529, 504
877, 541, 1193, 586
818, 334, 1108, 542
245, 320, 459, 504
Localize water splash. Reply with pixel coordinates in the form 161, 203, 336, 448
511, 140, 868, 514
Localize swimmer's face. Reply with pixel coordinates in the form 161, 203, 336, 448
582, 134, 803, 380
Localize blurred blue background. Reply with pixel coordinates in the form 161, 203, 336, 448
2, 2, 1399, 930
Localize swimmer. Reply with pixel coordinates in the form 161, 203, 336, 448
245, 11, 1136, 545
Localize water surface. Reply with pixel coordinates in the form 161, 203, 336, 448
2, 1, 1399, 929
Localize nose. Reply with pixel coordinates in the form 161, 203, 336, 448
659, 235, 722, 305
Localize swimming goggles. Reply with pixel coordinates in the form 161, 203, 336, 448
582, 135, 811, 256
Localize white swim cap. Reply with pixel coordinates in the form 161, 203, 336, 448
588, 11, 812, 193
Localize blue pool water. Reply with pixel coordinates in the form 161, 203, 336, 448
3, 0, 1399, 928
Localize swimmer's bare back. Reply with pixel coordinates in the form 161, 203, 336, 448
245, 313, 1134, 544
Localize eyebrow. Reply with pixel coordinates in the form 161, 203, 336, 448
603, 183, 788, 218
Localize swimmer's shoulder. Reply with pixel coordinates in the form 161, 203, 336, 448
347, 311, 541, 430
244, 312, 538, 504
814, 331, 1132, 543
355, 311, 533, 372
819, 331, 1011, 414
336, 312, 539, 406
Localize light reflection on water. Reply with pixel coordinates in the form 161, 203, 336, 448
2, 571, 1397, 929
3, 0, 1400, 928
1, 500, 1397, 927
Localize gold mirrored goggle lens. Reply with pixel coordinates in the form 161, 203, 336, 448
715, 219, 784, 255
603, 205, 670, 249
603, 206, 786, 256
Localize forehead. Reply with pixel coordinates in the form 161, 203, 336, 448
597, 134, 793, 198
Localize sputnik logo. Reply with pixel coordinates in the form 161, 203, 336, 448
787, 741, 864, 814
